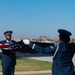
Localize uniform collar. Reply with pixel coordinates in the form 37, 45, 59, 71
6, 40, 11, 43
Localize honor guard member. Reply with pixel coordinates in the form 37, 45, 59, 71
23, 29, 75, 75
0, 31, 16, 75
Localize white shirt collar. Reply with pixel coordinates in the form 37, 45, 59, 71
6, 40, 11, 43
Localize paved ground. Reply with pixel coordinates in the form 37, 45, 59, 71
16, 53, 75, 65
28, 55, 75, 65
0, 70, 52, 75
0, 51, 75, 65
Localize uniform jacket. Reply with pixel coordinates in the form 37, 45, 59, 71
29, 42, 75, 75
0, 40, 16, 66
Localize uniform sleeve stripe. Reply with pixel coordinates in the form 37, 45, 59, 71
52, 43, 59, 58
32, 44, 36, 49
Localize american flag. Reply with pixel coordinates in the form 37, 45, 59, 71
0, 41, 25, 50
0, 43, 8, 48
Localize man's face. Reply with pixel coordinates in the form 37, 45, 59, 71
5, 35, 12, 41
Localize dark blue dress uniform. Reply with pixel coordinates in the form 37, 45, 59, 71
0, 31, 16, 75
28, 29, 75, 75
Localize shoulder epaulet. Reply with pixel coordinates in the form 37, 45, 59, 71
0, 40, 6, 44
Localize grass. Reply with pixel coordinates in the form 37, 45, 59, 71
0, 57, 52, 72
15, 57, 52, 71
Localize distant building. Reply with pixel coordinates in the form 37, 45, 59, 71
70, 38, 75, 43
53, 38, 59, 43
32, 36, 52, 43
38, 36, 51, 41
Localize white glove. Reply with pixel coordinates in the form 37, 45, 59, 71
23, 39, 30, 45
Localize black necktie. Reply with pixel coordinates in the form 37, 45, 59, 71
8, 42, 10, 44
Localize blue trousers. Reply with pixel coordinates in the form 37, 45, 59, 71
2, 65, 15, 75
